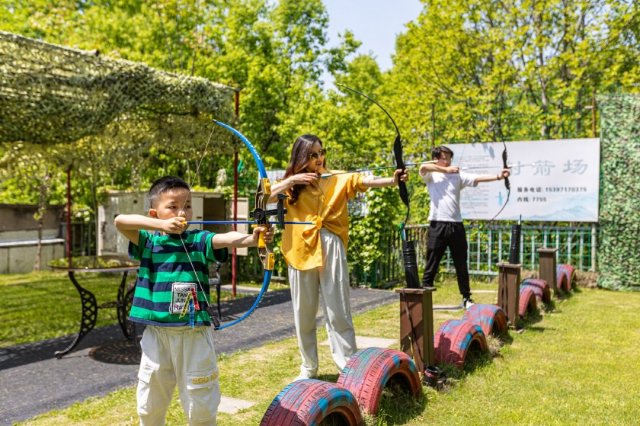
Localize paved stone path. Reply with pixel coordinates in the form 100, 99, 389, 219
0, 287, 396, 425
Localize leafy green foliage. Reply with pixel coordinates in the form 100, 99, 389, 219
597, 94, 640, 289
2, 0, 640, 284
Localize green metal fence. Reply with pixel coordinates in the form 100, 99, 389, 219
351, 222, 597, 286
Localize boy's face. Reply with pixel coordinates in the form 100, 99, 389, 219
149, 188, 192, 221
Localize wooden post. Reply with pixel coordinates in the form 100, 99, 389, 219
395, 287, 435, 373
497, 263, 521, 327
538, 248, 559, 297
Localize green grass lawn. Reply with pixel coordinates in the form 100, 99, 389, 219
0, 271, 241, 347
6, 274, 640, 425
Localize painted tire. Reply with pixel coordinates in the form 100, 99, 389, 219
261, 379, 362, 426
462, 304, 508, 337
434, 319, 488, 370
518, 286, 538, 318
521, 284, 545, 306
557, 264, 576, 290
521, 278, 551, 303
336, 347, 421, 415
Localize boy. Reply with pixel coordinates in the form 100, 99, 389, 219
115, 176, 273, 425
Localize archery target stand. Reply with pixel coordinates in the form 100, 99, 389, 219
537, 247, 559, 298
395, 287, 436, 374
497, 263, 521, 328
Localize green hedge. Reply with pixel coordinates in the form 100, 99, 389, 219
597, 94, 640, 290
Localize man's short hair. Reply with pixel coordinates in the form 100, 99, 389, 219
148, 176, 190, 207
431, 145, 454, 160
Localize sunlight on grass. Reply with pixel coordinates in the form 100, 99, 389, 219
13, 278, 640, 425
0, 271, 247, 347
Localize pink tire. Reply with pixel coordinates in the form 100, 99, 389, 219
336, 347, 421, 416
557, 264, 576, 290
518, 286, 538, 318
462, 304, 508, 337
261, 379, 363, 426
521, 278, 551, 303
521, 284, 544, 305
434, 319, 488, 370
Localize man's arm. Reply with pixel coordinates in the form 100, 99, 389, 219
474, 168, 511, 185
419, 163, 459, 175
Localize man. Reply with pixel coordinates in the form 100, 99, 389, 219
419, 145, 510, 309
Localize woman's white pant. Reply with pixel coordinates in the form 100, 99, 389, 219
288, 229, 357, 377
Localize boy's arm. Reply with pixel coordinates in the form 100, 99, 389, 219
211, 226, 274, 249
114, 214, 187, 245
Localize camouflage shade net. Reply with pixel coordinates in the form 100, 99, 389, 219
597, 94, 640, 290
0, 30, 235, 146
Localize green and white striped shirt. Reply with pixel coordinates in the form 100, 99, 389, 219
128, 229, 227, 326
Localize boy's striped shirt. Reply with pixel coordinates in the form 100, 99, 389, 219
128, 229, 227, 326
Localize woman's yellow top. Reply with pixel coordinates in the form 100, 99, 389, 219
282, 172, 367, 270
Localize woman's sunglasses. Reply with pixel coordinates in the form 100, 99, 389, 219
308, 149, 327, 160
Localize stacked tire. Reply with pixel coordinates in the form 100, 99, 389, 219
519, 286, 538, 318
521, 278, 551, 304
261, 379, 363, 426
557, 264, 576, 291
434, 319, 488, 369
262, 348, 423, 423
337, 348, 422, 416
462, 304, 508, 337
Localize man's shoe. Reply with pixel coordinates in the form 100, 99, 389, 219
462, 298, 475, 310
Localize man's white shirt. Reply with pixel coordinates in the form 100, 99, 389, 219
420, 170, 478, 222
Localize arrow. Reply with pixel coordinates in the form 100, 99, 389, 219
188, 220, 313, 225
320, 161, 437, 178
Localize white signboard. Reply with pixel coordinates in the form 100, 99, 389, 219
448, 139, 600, 222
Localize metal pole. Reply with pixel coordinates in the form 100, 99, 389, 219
66, 166, 73, 268
591, 223, 597, 272
232, 90, 240, 297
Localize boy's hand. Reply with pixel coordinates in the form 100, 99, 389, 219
163, 217, 188, 234
445, 166, 460, 174
253, 225, 274, 244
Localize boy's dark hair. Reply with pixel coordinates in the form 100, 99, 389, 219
148, 176, 190, 207
431, 145, 454, 160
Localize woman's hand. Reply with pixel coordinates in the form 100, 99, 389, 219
393, 169, 409, 183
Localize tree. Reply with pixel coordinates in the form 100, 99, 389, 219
388, 0, 640, 151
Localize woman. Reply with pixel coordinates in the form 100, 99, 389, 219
270, 134, 408, 380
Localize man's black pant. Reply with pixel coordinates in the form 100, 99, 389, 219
421, 221, 471, 299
